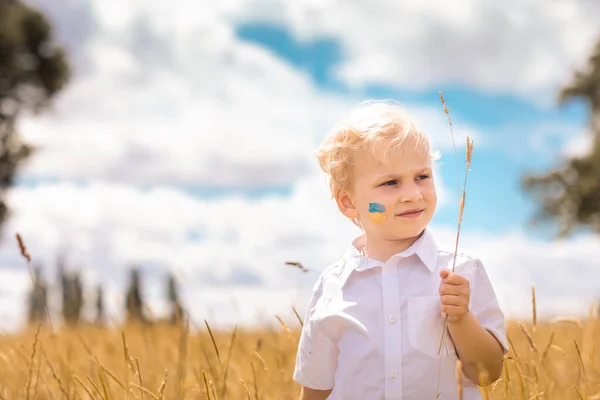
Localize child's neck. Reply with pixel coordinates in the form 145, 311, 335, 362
362, 231, 424, 263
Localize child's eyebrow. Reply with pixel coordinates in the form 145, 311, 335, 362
415, 166, 433, 174
376, 166, 432, 180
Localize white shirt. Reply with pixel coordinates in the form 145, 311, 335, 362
293, 229, 508, 400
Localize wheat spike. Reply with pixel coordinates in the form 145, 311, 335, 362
436, 93, 475, 399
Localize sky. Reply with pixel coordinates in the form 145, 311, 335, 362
0, 0, 599, 332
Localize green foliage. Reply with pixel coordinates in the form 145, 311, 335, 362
522, 38, 600, 237
0, 0, 70, 227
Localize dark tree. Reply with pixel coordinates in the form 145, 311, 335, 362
27, 263, 47, 325
522, 38, 600, 237
0, 0, 70, 227
58, 257, 84, 326
125, 267, 146, 323
167, 272, 185, 324
95, 284, 104, 325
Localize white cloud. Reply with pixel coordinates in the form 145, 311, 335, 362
18, 0, 351, 186
231, 0, 600, 99
16, 0, 481, 187
563, 129, 593, 158
1, 170, 599, 332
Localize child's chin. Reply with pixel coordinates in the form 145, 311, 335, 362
390, 224, 428, 238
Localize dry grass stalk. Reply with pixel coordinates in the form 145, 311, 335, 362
129, 383, 159, 400
532, 284, 537, 332
436, 91, 475, 398
439, 92, 460, 197
284, 261, 310, 273
157, 369, 167, 400
518, 324, 538, 353
507, 335, 519, 361
73, 375, 96, 399
32, 341, 42, 400
574, 340, 591, 396
291, 307, 304, 328
176, 320, 189, 399
86, 375, 104, 399
129, 388, 141, 399
251, 362, 259, 400
501, 357, 510, 397
478, 366, 490, 400
456, 360, 464, 400
15, 232, 31, 262
240, 378, 252, 400
253, 351, 268, 371
135, 357, 145, 400
201, 347, 219, 384
209, 378, 218, 400
219, 325, 238, 399
204, 320, 222, 371
15, 233, 54, 332
551, 317, 583, 328
25, 323, 41, 400
541, 331, 556, 364
507, 358, 527, 399
98, 369, 112, 399
202, 370, 211, 400
78, 335, 125, 390
43, 351, 69, 398
121, 331, 132, 394
275, 315, 294, 340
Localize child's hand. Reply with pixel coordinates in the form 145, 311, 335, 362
439, 269, 470, 323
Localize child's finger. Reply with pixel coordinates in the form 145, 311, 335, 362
441, 304, 465, 315
440, 295, 465, 306
444, 273, 467, 285
439, 284, 462, 296
439, 269, 451, 279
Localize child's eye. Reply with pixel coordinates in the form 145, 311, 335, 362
417, 174, 430, 181
381, 179, 397, 186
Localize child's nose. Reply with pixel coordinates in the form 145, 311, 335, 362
398, 183, 423, 202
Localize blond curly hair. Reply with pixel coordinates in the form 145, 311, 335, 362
316, 100, 435, 197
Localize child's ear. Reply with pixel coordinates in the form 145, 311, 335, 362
335, 189, 359, 220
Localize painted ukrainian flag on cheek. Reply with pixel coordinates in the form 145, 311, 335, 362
368, 202, 387, 223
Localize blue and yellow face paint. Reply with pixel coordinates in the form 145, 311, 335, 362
368, 202, 387, 223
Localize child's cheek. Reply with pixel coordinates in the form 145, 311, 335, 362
368, 202, 387, 224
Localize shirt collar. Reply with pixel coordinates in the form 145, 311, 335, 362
341, 228, 439, 279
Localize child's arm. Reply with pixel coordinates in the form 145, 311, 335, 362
299, 387, 333, 400
439, 264, 508, 385
293, 274, 339, 397
447, 310, 504, 383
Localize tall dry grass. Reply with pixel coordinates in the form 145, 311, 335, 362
1, 302, 599, 399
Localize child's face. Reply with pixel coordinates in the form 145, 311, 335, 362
339, 142, 437, 241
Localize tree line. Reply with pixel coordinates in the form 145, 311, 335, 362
27, 260, 186, 328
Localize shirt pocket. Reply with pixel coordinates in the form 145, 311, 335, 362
408, 296, 456, 358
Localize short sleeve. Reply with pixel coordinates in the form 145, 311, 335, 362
468, 258, 509, 354
293, 275, 339, 390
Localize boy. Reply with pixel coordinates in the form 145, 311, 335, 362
293, 101, 508, 400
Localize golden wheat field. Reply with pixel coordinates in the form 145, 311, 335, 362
1, 306, 599, 400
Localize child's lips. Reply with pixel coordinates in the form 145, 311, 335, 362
396, 209, 424, 218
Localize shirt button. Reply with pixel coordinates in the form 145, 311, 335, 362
389, 315, 397, 323
390, 370, 398, 379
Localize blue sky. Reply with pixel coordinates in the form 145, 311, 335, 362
0, 1, 599, 331
236, 22, 589, 237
